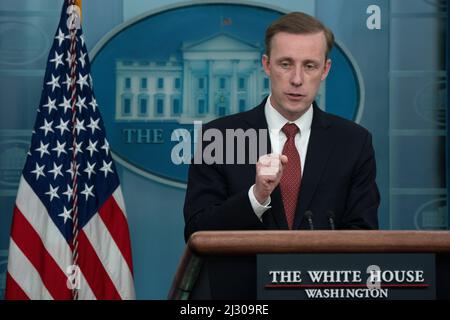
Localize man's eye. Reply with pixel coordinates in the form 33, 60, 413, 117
305, 64, 317, 70
280, 62, 291, 68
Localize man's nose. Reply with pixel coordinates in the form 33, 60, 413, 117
290, 66, 303, 86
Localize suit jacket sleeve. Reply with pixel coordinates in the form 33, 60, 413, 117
340, 131, 380, 229
183, 159, 265, 242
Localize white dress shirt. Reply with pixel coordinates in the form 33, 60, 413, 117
248, 96, 313, 220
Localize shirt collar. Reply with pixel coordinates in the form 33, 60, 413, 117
264, 95, 313, 135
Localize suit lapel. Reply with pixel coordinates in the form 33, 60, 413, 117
293, 105, 334, 229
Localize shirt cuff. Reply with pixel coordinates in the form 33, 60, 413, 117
248, 185, 271, 221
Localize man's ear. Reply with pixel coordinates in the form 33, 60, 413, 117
262, 54, 271, 76
321, 58, 332, 81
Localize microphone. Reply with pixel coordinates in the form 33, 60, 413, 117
304, 210, 314, 230
327, 210, 336, 230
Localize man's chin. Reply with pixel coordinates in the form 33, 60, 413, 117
285, 103, 310, 114
280, 106, 309, 120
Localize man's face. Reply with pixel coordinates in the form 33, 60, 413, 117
262, 31, 331, 121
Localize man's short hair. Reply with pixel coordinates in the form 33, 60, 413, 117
265, 12, 335, 59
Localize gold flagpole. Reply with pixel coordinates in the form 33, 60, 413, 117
74, 0, 82, 20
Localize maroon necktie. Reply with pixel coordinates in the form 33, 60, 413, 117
280, 123, 301, 229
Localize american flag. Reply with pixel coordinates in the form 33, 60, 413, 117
5, 0, 135, 299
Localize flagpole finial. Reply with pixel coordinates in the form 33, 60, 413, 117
67, 2, 82, 30
68, 0, 82, 22
74, 0, 82, 10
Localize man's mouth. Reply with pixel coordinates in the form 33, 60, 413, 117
286, 93, 306, 99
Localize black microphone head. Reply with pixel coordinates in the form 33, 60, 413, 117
327, 210, 336, 230
304, 210, 314, 230
327, 210, 335, 219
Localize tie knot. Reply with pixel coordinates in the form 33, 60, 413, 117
282, 123, 299, 139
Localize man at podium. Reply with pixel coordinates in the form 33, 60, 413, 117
184, 12, 380, 242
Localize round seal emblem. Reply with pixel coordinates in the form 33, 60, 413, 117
90, 3, 363, 187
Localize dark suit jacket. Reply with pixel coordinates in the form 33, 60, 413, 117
184, 98, 380, 241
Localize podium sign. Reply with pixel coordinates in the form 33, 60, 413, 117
257, 253, 436, 300
169, 231, 450, 300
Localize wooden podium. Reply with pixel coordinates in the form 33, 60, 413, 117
168, 230, 450, 300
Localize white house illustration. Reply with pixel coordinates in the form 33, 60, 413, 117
115, 33, 271, 123
115, 32, 327, 123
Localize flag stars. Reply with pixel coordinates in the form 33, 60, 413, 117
62, 74, 73, 92
89, 74, 94, 88
58, 206, 72, 224
46, 74, 61, 92
76, 96, 87, 112
55, 119, 70, 136
65, 50, 73, 66
48, 162, 64, 180
101, 139, 110, 155
63, 184, 73, 202
58, 96, 72, 114
77, 73, 89, 91
66, 163, 81, 179
89, 97, 98, 112
74, 119, 86, 135
79, 52, 87, 68
70, 140, 84, 156
42, 97, 57, 114
81, 183, 95, 201
50, 51, 64, 69
31, 163, 46, 180
100, 160, 114, 178
45, 184, 60, 202
35, 141, 50, 158
86, 139, 98, 157
24, 16, 124, 229
87, 117, 100, 134
39, 119, 54, 136
52, 141, 67, 157
55, 28, 65, 47
84, 161, 96, 179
